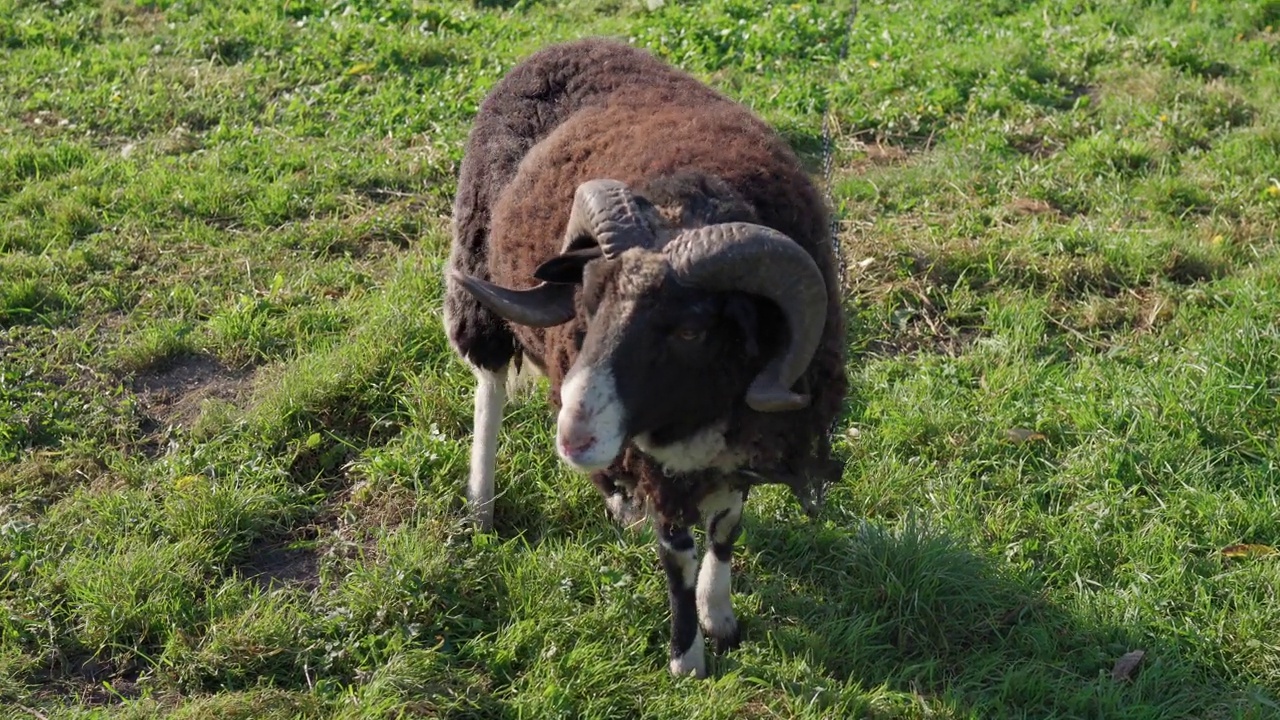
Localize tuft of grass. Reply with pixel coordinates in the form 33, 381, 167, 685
0, 278, 71, 327
112, 319, 198, 374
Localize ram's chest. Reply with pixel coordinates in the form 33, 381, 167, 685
633, 420, 748, 475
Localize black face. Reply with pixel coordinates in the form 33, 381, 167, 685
573, 256, 764, 446
530, 171, 777, 452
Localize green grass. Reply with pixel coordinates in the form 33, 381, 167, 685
2, 0, 1279, 717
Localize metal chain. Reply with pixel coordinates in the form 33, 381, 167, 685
743, 2, 863, 516
807, 0, 861, 515
820, 0, 859, 293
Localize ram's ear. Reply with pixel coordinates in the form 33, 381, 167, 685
534, 247, 602, 284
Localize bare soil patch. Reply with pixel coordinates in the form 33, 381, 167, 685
31, 655, 143, 709
238, 540, 321, 592
132, 353, 254, 434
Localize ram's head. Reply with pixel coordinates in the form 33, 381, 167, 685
453, 178, 829, 472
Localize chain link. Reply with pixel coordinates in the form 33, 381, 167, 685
820, 0, 859, 293
814, 1, 861, 506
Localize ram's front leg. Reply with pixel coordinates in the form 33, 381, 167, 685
656, 521, 705, 677
697, 487, 746, 653
465, 365, 508, 531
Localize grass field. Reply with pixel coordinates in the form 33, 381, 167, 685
2, 0, 1280, 717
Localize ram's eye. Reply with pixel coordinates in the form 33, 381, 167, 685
674, 326, 706, 342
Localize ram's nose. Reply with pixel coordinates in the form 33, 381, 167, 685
556, 366, 625, 471
555, 417, 614, 471
557, 424, 597, 459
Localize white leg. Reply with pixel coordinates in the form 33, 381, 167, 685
658, 523, 706, 678
468, 365, 508, 531
697, 487, 745, 652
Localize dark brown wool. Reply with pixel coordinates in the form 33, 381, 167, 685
446, 37, 847, 521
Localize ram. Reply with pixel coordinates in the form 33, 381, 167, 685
443, 37, 847, 677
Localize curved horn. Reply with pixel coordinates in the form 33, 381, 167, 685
664, 223, 828, 413
563, 179, 655, 257
451, 271, 576, 328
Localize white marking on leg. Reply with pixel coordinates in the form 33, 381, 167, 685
556, 365, 625, 471
697, 552, 735, 639
660, 533, 706, 678
697, 488, 744, 642
668, 633, 706, 678
468, 365, 507, 531
658, 533, 701, 588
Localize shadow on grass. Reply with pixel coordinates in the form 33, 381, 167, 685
728, 516, 1277, 717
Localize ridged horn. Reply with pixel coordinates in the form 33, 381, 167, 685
451, 270, 576, 328
664, 223, 828, 412
562, 179, 655, 257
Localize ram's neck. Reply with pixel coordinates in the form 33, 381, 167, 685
632, 419, 749, 475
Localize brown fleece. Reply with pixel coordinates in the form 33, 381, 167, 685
445, 37, 848, 524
